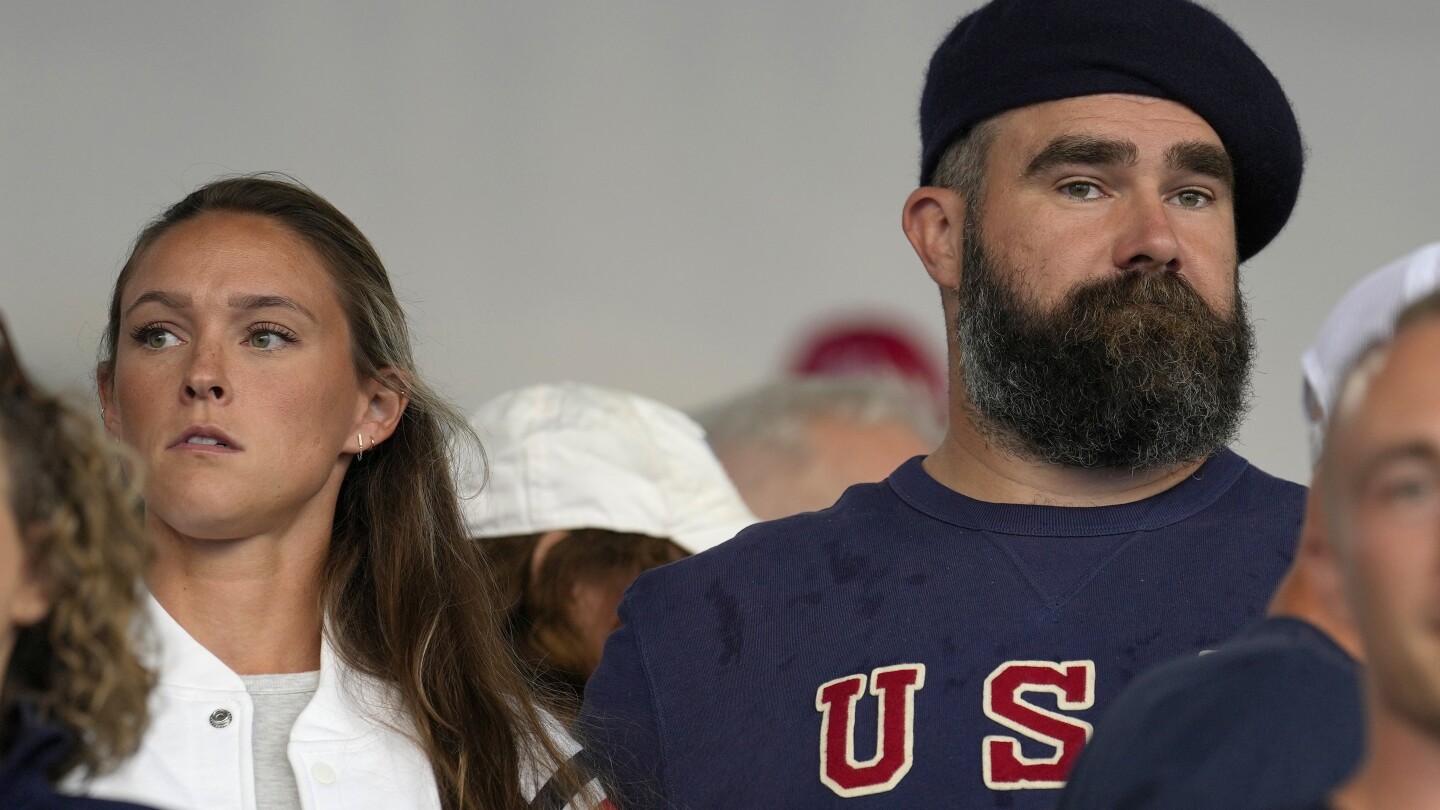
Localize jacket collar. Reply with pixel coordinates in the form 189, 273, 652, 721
140, 591, 407, 743
140, 591, 245, 691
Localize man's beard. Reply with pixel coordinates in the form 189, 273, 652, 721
956, 220, 1254, 470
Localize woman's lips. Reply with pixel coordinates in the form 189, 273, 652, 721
169, 426, 242, 453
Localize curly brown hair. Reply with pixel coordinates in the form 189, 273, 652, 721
0, 315, 152, 778
485, 529, 687, 722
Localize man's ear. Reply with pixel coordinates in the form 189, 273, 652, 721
349, 367, 411, 457
96, 362, 119, 439
902, 187, 968, 290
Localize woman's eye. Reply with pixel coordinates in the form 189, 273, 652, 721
1062, 182, 1100, 200
141, 329, 180, 349
246, 325, 296, 350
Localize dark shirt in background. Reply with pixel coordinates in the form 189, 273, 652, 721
0, 703, 155, 810
1057, 617, 1361, 810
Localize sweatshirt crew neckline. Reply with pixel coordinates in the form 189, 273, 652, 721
887, 448, 1250, 537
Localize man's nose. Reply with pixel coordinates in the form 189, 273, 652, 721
1112, 196, 1182, 274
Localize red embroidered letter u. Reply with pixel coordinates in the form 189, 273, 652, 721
815, 663, 926, 797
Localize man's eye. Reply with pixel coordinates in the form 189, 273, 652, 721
1062, 182, 1101, 200
1368, 462, 1440, 517
1382, 477, 1435, 504
1172, 190, 1213, 209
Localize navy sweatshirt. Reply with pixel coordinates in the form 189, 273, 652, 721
579, 451, 1304, 809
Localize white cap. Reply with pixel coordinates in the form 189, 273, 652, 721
457, 382, 757, 554
1302, 242, 1440, 464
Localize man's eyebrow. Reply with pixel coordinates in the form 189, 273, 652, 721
1166, 141, 1235, 188
1357, 442, 1440, 485
1023, 135, 1138, 177
123, 291, 191, 320
229, 294, 319, 324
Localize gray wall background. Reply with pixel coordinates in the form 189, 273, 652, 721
2, 1, 1435, 487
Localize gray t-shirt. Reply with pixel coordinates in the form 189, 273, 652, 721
240, 671, 321, 810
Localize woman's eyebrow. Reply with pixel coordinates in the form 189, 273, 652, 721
122, 291, 318, 325
122, 290, 190, 319
228, 293, 318, 324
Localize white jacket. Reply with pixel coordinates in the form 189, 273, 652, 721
83, 594, 580, 810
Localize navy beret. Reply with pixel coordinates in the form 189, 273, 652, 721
919, 0, 1304, 262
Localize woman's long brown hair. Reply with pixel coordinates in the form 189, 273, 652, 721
98, 176, 597, 810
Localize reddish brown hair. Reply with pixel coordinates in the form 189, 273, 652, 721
485, 530, 687, 720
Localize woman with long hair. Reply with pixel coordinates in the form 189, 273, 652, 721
86, 176, 602, 810
0, 315, 155, 808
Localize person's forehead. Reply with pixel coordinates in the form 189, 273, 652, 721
146, 211, 313, 262
1339, 323, 1440, 462
996, 93, 1223, 152
123, 212, 339, 311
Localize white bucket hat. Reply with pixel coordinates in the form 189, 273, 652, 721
458, 382, 757, 554
1302, 242, 1440, 465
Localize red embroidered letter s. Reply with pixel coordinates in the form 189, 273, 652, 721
982, 660, 1095, 790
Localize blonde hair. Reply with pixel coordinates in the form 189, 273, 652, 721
0, 315, 152, 778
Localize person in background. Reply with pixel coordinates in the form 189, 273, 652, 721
0, 315, 155, 809
459, 382, 756, 722
785, 319, 947, 411
86, 176, 602, 810
1301, 243, 1440, 466
695, 376, 942, 520
1058, 242, 1440, 810
1286, 290, 1440, 809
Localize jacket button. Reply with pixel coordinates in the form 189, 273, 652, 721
311, 762, 337, 785
209, 709, 233, 728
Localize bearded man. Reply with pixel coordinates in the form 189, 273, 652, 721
578, 0, 1307, 807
